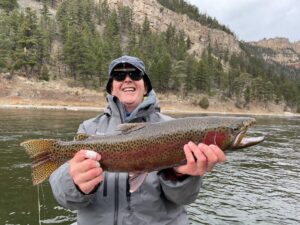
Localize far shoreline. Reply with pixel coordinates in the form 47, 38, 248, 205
1, 104, 299, 118
1, 76, 299, 118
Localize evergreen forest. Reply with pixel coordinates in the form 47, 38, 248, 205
0, 0, 299, 112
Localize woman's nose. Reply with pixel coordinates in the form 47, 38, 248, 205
124, 74, 132, 81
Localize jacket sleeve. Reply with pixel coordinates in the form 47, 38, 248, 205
158, 172, 202, 205
49, 162, 96, 210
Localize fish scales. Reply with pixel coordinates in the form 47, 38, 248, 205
21, 116, 264, 185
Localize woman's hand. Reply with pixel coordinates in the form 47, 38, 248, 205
174, 142, 226, 176
69, 150, 103, 194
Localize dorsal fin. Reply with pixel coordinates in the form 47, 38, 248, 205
117, 123, 146, 134
74, 133, 91, 141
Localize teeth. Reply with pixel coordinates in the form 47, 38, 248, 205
123, 87, 135, 92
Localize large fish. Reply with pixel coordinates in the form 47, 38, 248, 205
21, 116, 264, 190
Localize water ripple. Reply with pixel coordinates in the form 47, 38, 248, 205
188, 119, 300, 224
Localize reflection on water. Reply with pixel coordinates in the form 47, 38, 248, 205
0, 109, 299, 225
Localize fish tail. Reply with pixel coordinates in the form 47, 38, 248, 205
21, 139, 60, 185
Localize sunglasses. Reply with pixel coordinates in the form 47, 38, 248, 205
111, 70, 144, 81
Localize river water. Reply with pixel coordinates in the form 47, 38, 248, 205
0, 109, 299, 225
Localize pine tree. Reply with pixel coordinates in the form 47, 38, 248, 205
148, 47, 171, 92
171, 60, 187, 96
251, 77, 264, 101
226, 68, 239, 98
104, 10, 121, 58
0, 12, 11, 70
36, 1, 54, 79
0, 0, 18, 12
92, 33, 106, 87
63, 24, 82, 79
56, 1, 69, 43
185, 55, 197, 92
263, 81, 274, 104
10, 8, 40, 76
195, 59, 209, 93
244, 86, 251, 106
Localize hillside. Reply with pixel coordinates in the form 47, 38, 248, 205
106, 0, 241, 57
250, 38, 300, 69
0, 0, 299, 114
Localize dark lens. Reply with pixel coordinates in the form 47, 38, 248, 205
112, 72, 126, 81
129, 71, 143, 81
112, 71, 143, 81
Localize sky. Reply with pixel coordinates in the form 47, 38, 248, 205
188, 0, 300, 42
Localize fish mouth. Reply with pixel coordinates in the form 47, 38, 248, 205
231, 129, 264, 150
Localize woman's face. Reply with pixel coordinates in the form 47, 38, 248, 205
111, 74, 147, 112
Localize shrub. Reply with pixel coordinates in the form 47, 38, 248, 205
198, 97, 209, 109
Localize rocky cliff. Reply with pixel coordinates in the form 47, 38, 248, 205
106, 0, 241, 57
18, 0, 241, 58
250, 38, 300, 69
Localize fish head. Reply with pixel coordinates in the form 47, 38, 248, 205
228, 117, 264, 150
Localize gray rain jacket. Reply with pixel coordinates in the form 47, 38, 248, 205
49, 91, 202, 225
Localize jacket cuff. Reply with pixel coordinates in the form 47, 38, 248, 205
158, 168, 189, 181
74, 183, 100, 195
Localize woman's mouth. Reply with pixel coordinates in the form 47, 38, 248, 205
122, 87, 136, 92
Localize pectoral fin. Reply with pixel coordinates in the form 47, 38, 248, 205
129, 172, 148, 193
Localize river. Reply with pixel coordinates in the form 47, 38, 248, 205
0, 109, 299, 225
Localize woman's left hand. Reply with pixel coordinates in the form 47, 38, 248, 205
173, 142, 226, 176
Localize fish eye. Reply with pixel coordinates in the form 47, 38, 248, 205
231, 126, 240, 132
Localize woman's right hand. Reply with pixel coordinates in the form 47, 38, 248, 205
69, 150, 103, 194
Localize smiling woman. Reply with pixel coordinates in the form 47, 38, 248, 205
48, 55, 227, 225
110, 63, 148, 113
106, 56, 153, 112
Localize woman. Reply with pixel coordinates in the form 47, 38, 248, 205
50, 55, 225, 225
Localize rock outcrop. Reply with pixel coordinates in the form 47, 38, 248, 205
250, 38, 300, 69
106, 0, 241, 57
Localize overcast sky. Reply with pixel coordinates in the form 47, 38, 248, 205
188, 0, 300, 42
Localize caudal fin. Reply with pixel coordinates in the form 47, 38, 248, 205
21, 139, 60, 185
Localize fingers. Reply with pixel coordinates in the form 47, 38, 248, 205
209, 144, 226, 163
69, 150, 103, 194
79, 174, 104, 193
73, 166, 103, 186
175, 142, 226, 177
73, 149, 101, 162
186, 142, 207, 175
198, 143, 225, 171
70, 150, 101, 174
183, 143, 196, 164
199, 143, 219, 171
175, 142, 207, 176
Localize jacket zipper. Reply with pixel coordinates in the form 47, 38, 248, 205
103, 173, 107, 197
113, 101, 127, 225
126, 173, 131, 210
114, 173, 119, 225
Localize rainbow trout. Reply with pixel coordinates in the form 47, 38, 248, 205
21, 116, 264, 188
